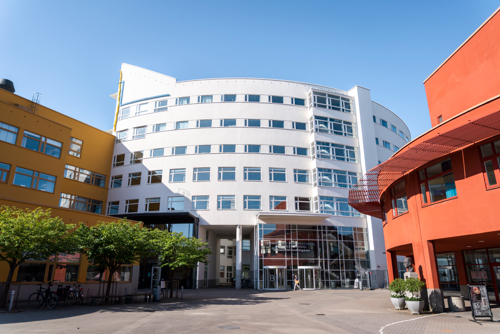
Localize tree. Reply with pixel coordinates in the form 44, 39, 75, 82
0, 206, 75, 308
74, 219, 152, 299
154, 231, 212, 297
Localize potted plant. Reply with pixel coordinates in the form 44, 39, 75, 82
389, 278, 406, 310
405, 277, 426, 314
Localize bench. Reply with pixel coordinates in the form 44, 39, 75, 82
125, 292, 153, 304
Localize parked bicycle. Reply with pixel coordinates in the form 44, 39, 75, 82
67, 283, 84, 305
55, 283, 72, 307
28, 283, 58, 310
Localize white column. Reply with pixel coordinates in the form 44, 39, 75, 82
235, 225, 242, 289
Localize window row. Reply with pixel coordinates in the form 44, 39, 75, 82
64, 164, 106, 188
59, 193, 103, 214
311, 116, 355, 138
375, 137, 400, 152
373, 116, 409, 142
313, 168, 359, 188
6, 165, 57, 193
110, 168, 310, 187
312, 141, 357, 163
309, 91, 352, 113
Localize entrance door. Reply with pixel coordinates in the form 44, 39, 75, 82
263, 266, 286, 290
493, 266, 500, 302
298, 266, 321, 290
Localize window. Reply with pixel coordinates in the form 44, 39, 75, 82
242, 239, 250, 251
244, 167, 261, 181
438, 115, 443, 123
219, 265, 225, 278
312, 116, 354, 137
373, 116, 377, 123
391, 180, 408, 216
419, 159, 457, 204
379, 119, 388, 128
133, 126, 146, 139
173, 146, 187, 155
405, 136, 410, 142
317, 196, 361, 217
270, 196, 287, 210
145, 197, 160, 212
136, 103, 148, 115
221, 119, 236, 127
292, 98, 305, 106
245, 119, 260, 127
311, 91, 352, 113
220, 144, 236, 153
294, 169, 309, 183
63, 165, 106, 187
315, 168, 358, 188
227, 247, 233, 259
125, 199, 139, 213
393, 145, 400, 152
294, 147, 308, 156
375, 138, 380, 145
479, 139, 500, 187
245, 145, 260, 153
153, 123, 166, 132
60, 193, 102, 213
0, 122, 18, 145
176, 121, 189, 130
167, 196, 184, 211
437, 253, 459, 291
293, 122, 306, 130
391, 125, 397, 133
197, 119, 212, 128
128, 172, 141, 186
148, 170, 162, 184
107, 201, 119, 215
314, 141, 357, 162
220, 247, 225, 255
68, 137, 83, 157
218, 195, 235, 210
0, 162, 10, 183
13, 167, 56, 193
244, 195, 261, 210
196, 145, 211, 154
155, 100, 168, 112
151, 148, 164, 157
399, 130, 405, 139
270, 96, 283, 103
269, 168, 286, 182
383, 141, 391, 150
169, 168, 186, 182
119, 107, 130, 119
190, 167, 210, 182
130, 151, 143, 164
270, 145, 285, 154
113, 154, 125, 167
21, 131, 62, 158
218, 167, 235, 181
200, 95, 213, 103
177, 97, 190, 105
224, 94, 236, 102
110, 175, 122, 188
246, 95, 260, 102
269, 120, 284, 128
192, 196, 209, 210
116, 130, 128, 142
295, 197, 311, 211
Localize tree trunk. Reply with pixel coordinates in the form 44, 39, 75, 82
169, 268, 175, 298
105, 268, 116, 302
1, 262, 17, 309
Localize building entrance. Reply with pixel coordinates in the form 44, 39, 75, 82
263, 266, 286, 290
298, 266, 321, 290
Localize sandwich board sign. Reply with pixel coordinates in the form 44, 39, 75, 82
467, 284, 493, 321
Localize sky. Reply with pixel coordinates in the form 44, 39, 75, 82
1, 0, 499, 139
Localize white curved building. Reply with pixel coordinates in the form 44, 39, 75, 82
108, 63, 410, 290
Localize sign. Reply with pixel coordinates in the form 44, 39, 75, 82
467, 284, 493, 321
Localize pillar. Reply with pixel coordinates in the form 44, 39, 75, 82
423, 240, 445, 313
386, 250, 398, 282
235, 225, 242, 289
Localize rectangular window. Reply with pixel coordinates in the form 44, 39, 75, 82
419, 159, 457, 204
393, 145, 400, 152
479, 139, 500, 187
220, 247, 225, 255
176, 121, 189, 130
294, 147, 308, 156
217, 195, 235, 210
293, 98, 305, 106
244, 167, 261, 181
218, 167, 235, 181
136, 103, 148, 115
68, 137, 83, 157
110, 175, 122, 188
295, 197, 311, 211
373, 116, 377, 123
107, 201, 119, 215
196, 145, 211, 154
438, 115, 443, 123
167, 196, 184, 211
242, 239, 250, 251
270, 145, 285, 154
21, 131, 62, 158
293, 169, 309, 183
148, 170, 162, 184
155, 100, 168, 112
192, 167, 210, 182
125, 199, 139, 213
383, 141, 391, 150
133, 126, 146, 140
269, 168, 286, 182
311, 92, 352, 113
399, 130, 405, 139
153, 123, 166, 132
245, 144, 260, 153
116, 130, 128, 142
197, 119, 212, 128
13, 167, 56, 193
177, 97, 190, 105
128, 172, 141, 186
169, 168, 186, 182
246, 95, 260, 102
113, 154, 125, 167
119, 107, 130, 119
227, 247, 233, 259
192, 195, 209, 210
0, 162, 10, 183
60, 193, 102, 213
220, 144, 236, 153
315, 168, 358, 188
145, 197, 160, 212
391, 125, 397, 133
0, 121, 19, 145
391, 180, 408, 216
245, 119, 260, 127
293, 122, 307, 130
220, 265, 224, 278
151, 148, 164, 157
270, 196, 287, 210
270, 96, 283, 104
130, 151, 143, 164
314, 141, 357, 163
317, 196, 361, 217
221, 119, 236, 127
173, 146, 187, 155
375, 138, 379, 145
380, 119, 388, 128
244, 195, 261, 210
224, 94, 236, 102
200, 95, 213, 103
312, 116, 354, 137
270, 120, 284, 128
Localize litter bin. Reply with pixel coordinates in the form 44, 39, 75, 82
152, 285, 160, 302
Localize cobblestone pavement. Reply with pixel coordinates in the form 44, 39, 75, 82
1, 288, 499, 333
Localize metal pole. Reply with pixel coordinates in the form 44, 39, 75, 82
8, 290, 15, 312
181, 286, 183, 300
235, 225, 242, 290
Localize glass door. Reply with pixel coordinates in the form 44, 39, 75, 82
263, 266, 286, 290
493, 266, 500, 302
298, 266, 321, 290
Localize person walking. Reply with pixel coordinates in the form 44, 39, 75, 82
294, 275, 301, 291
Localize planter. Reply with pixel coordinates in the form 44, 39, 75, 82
406, 300, 424, 315
391, 297, 406, 310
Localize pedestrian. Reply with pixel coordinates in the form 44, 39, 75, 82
294, 275, 301, 291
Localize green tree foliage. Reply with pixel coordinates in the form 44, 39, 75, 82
0, 206, 75, 308
389, 278, 405, 298
74, 219, 151, 298
404, 277, 426, 301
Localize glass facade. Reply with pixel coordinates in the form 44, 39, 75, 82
257, 224, 370, 290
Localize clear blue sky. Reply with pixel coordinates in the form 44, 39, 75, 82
1, 0, 499, 138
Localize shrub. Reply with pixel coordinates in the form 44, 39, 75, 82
389, 278, 405, 298
404, 277, 425, 301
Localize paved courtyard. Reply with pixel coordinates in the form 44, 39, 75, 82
1, 287, 499, 333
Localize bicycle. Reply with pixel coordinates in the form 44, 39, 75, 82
67, 283, 84, 305
55, 283, 71, 307
28, 283, 58, 310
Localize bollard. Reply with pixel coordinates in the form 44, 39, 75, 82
8, 290, 15, 312
181, 286, 183, 300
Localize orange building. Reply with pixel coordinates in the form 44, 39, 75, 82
349, 8, 500, 312
0, 81, 135, 300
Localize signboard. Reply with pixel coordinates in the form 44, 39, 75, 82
467, 284, 493, 321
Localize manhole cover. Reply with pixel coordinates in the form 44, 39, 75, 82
316, 314, 325, 316
219, 326, 240, 330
